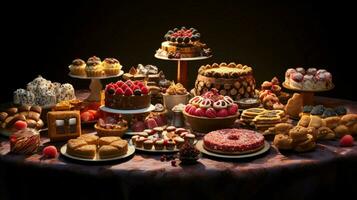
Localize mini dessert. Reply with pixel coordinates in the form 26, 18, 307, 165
259, 77, 290, 109
163, 82, 189, 111
143, 140, 154, 150
13, 76, 75, 107
203, 129, 265, 154
95, 116, 128, 137
179, 141, 200, 163
135, 137, 146, 148
240, 108, 286, 131
102, 58, 121, 76
47, 111, 81, 142
104, 80, 151, 110
0, 105, 44, 131
300, 105, 347, 118
85, 56, 104, 77
237, 98, 260, 109
9, 128, 40, 154
166, 139, 176, 150
156, 27, 212, 58
174, 136, 185, 148
130, 112, 167, 131
195, 62, 256, 100
284, 67, 333, 90
273, 126, 316, 152
154, 139, 164, 150
69, 59, 86, 76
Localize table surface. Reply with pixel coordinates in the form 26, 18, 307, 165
1, 96, 357, 200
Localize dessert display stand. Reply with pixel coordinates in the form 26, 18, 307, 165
69, 71, 123, 102
154, 54, 211, 88
282, 82, 334, 105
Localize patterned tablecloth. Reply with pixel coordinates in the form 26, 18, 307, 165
1, 96, 357, 200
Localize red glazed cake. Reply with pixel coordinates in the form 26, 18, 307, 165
104, 80, 151, 110
203, 128, 265, 154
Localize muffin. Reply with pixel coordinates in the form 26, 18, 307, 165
174, 136, 185, 149
143, 139, 154, 150
135, 137, 146, 148
69, 59, 86, 76
131, 135, 140, 145
154, 139, 164, 150
166, 139, 175, 150
86, 56, 104, 77
102, 58, 121, 76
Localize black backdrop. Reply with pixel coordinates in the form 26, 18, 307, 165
2, 1, 355, 102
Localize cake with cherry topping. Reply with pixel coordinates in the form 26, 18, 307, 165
156, 27, 212, 58
195, 62, 256, 100
104, 80, 150, 110
284, 68, 333, 90
203, 128, 265, 154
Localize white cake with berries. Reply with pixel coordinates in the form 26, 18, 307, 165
104, 80, 151, 110
156, 27, 212, 59
284, 68, 333, 90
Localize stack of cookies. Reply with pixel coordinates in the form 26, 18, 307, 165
240, 108, 287, 131
273, 126, 316, 152
240, 108, 266, 126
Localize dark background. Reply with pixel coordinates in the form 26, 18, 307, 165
2, 1, 355, 102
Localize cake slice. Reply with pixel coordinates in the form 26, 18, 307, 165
98, 145, 123, 159
70, 144, 97, 159
78, 134, 99, 145
98, 136, 121, 146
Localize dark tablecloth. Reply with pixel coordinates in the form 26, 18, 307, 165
1, 96, 357, 200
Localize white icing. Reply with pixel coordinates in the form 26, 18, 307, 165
56, 120, 64, 126
69, 118, 77, 125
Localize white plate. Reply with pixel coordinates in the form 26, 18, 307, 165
196, 140, 270, 159
282, 82, 334, 92
130, 140, 197, 153
68, 70, 124, 79
154, 53, 212, 61
100, 104, 155, 114
60, 144, 135, 162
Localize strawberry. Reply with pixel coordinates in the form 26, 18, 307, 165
340, 135, 354, 147
105, 84, 115, 92
205, 108, 217, 118
185, 104, 192, 113
217, 109, 229, 117
228, 104, 239, 115
131, 85, 140, 91
116, 81, 124, 88
42, 146, 58, 158
124, 88, 134, 96
121, 83, 129, 91
13, 120, 27, 130
188, 106, 197, 115
194, 108, 206, 117
141, 86, 149, 95
115, 87, 124, 95
125, 80, 133, 87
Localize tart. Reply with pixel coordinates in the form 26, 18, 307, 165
69, 59, 86, 76
85, 56, 104, 77
95, 117, 128, 137
102, 58, 121, 76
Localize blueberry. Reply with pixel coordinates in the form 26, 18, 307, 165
134, 89, 142, 96
310, 105, 325, 115
183, 37, 190, 44
334, 106, 347, 115
108, 88, 115, 95
177, 37, 183, 43
322, 108, 337, 118
303, 105, 314, 113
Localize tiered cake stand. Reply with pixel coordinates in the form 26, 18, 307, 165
154, 54, 211, 88
282, 82, 334, 105
69, 71, 123, 102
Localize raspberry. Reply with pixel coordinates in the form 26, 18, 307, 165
194, 108, 206, 117
115, 88, 124, 95
116, 81, 124, 88
43, 146, 58, 158
217, 109, 229, 117
340, 135, 354, 147
125, 80, 133, 87
141, 86, 149, 95
228, 104, 239, 115
124, 88, 133, 96
205, 108, 217, 118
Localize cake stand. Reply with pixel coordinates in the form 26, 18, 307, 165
154, 54, 212, 88
282, 82, 334, 105
68, 71, 123, 102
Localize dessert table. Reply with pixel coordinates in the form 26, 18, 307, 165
1, 96, 357, 200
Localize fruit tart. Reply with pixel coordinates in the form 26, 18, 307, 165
95, 115, 128, 137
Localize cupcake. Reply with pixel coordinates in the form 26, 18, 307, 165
103, 58, 121, 76
166, 139, 175, 150
135, 137, 146, 148
174, 136, 185, 149
154, 139, 164, 150
131, 135, 140, 145
184, 133, 195, 144
86, 56, 104, 77
143, 139, 154, 150
69, 59, 86, 76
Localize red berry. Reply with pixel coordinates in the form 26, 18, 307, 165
81, 112, 95, 122
121, 84, 129, 91
124, 88, 134, 96
205, 108, 217, 118
141, 86, 149, 95
194, 108, 206, 117
105, 84, 115, 92
13, 120, 27, 130
188, 106, 197, 115
115, 87, 124, 95
125, 80, 133, 87
116, 81, 124, 87
228, 104, 239, 115
131, 85, 140, 91
217, 109, 229, 117
43, 146, 58, 158
171, 160, 177, 166
185, 104, 192, 113
340, 135, 354, 147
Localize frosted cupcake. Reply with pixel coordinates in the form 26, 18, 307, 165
69, 59, 86, 76
86, 56, 104, 77
102, 58, 121, 76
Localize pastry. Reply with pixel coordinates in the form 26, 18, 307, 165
143, 140, 154, 150
258, 77, 289, 109
284, 67, 333, 90
85, 56, 104, 77
154, 139, 164, 150
9, 128, 40, 154
174, 136, 185, 149
163, 82, 189, 111
104, 80, 151, 110
317, 127, 335, 140
98, 136, 121, 146
69, 59, 86, 76
323, 116, 341, 129
99, 139, 128, 158
78, 134, 98, 145
294, 134, 316, 152
273, 134, 293, 150
308, 115, 326, 128
264, 123, 294, 136
95, 117, 128, 137
289, 126, 309, 143
298, 115, 311, 127
284, 93, 303, 119
156, 27, 212, 58
102, 58, 121, 76
0, 105, 44, 131
47, 111, 81, 142
194, 62, 255, 100
203, 129, 265, 154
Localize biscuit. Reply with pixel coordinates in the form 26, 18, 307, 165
298, 115, 311, 127
273, 134, 293, 150
323, 116, 341, 129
